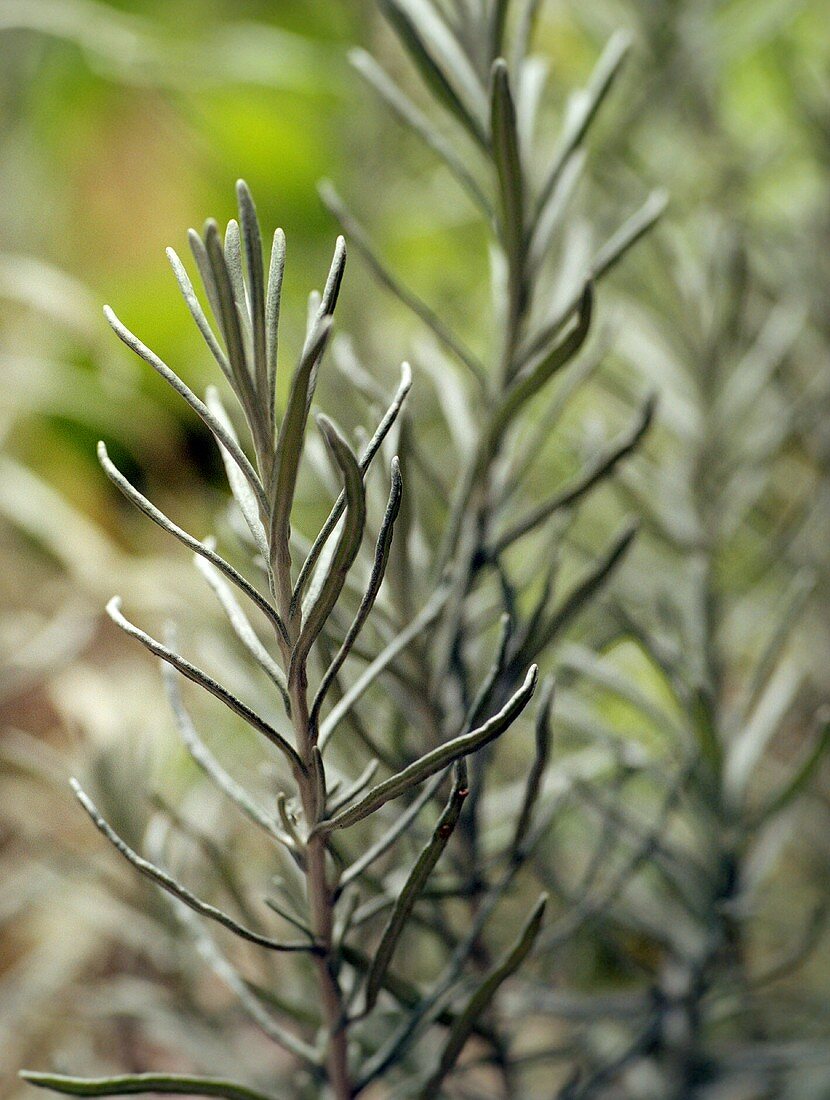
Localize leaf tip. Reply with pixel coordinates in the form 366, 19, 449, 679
203, 218, 221, 248
18, 1072, 46, 1088
491, 56, 509, 81
315, 410, 334, 436
608, 28, 634, 59
105, 595, 124, 621
649, 188, 670, 217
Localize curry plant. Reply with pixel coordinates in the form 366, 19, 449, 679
20, 2, 663, 1097
539, 231, 829, 1098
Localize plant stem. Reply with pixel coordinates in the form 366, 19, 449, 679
423, 60, 535, 1098
270, 470, 350, 1094
289, 674, 352, 1100
307, 835, 351, 1099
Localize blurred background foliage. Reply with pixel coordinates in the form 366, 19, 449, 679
2, 0, 830, 1097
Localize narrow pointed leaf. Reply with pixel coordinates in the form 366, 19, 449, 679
529, 149, 585, 271
223, 219, 250, 328
319, 664, 537, 830
760, 711, 830, 822
492, 395, 655, 554
187, 228, 223, 326
740, 570, 814, 723
204, 220, 252, 397
725, 657, 803, 804
162, 663, 292, 846
193, 556, 288, 704
380, 0, 488, 144
327, 759, 380, 816
107, 598, 303, 773
349, 48, 491, 216
591, 189, 668, 280
236, 181, 268, 409
339, 771, 445, 890
205, 387, 270, 562
420, 894, 547, 1094
166, 247, 235, 391
290, 416, 366, 678
364, 769, 468, 1013
497, 282, 593, 430
97, 442, 282, 639
70, 779, 310, 951
319, 584, 449, 749
265, 228, 286, 427
521, 191, 665, 370
205, 219, 266, 462
490, 59, 524, 271
536, 30, 631, 213
19, 1072, 278, 1100
319, 183, 487, 387
311, 745, 327, 820
268, 315, 334, 604
291, 362, 412, 614
103, 305, 268, 516
319, 234, 348, 320
311, 457, 402, 730
302, 238, 347, 417
523, 521, 637, 659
